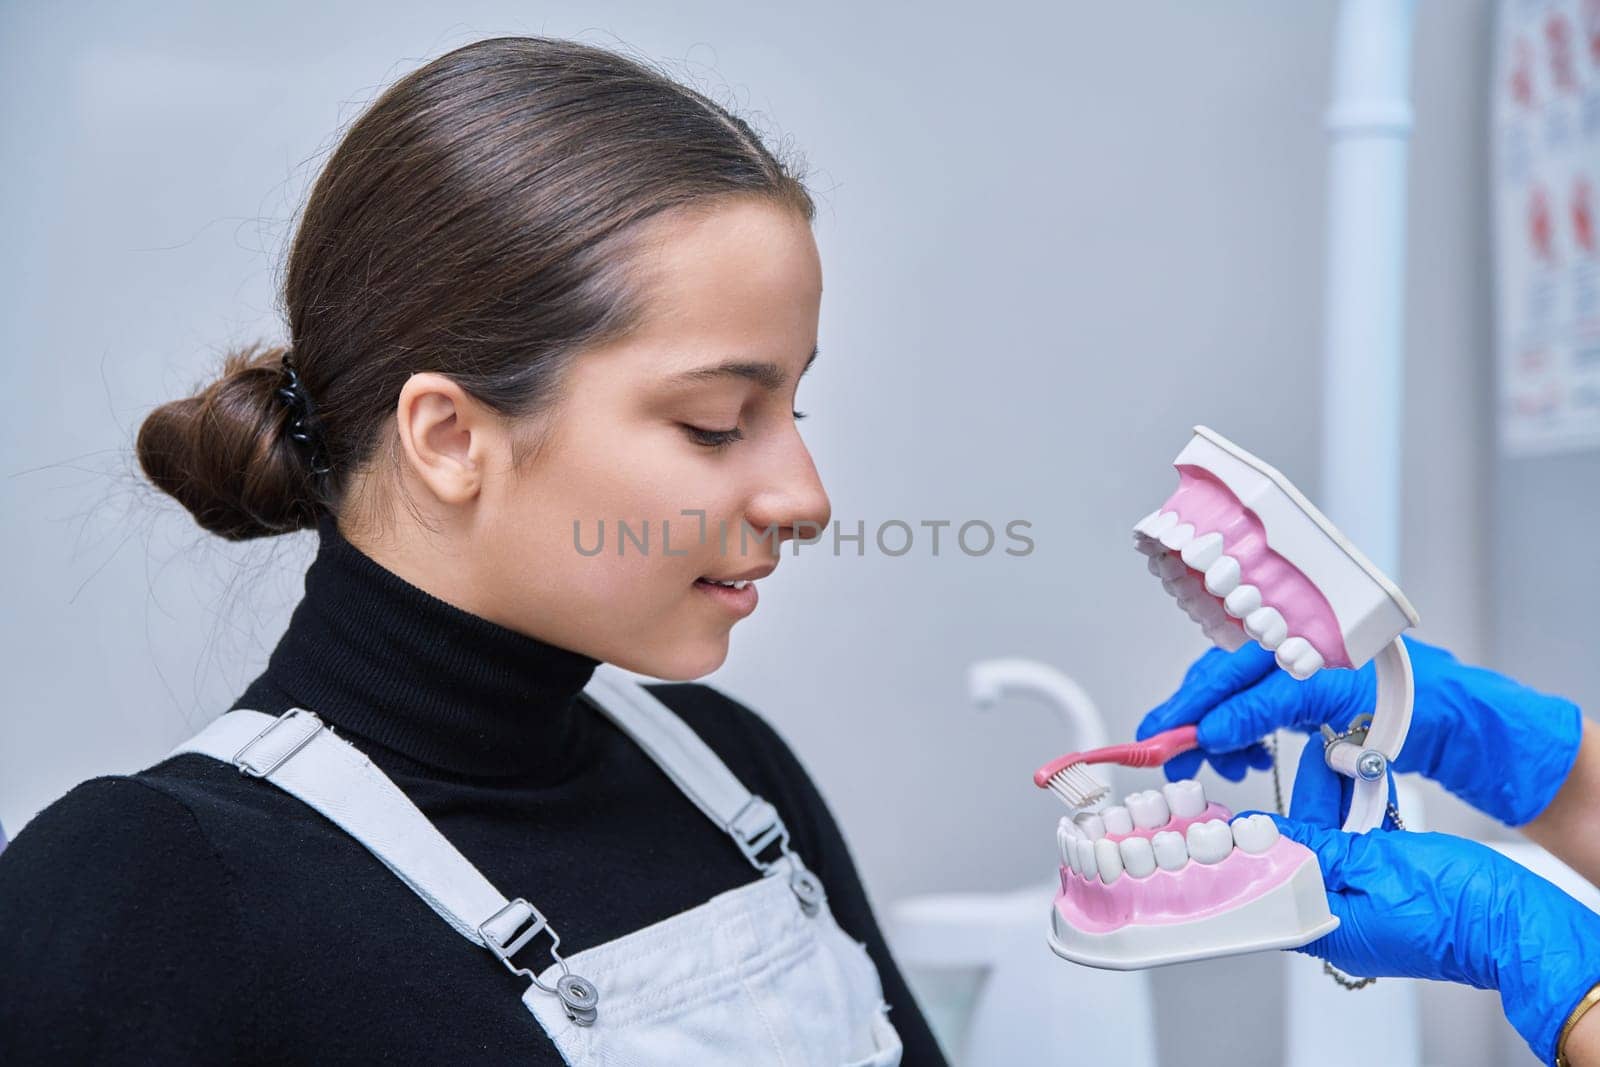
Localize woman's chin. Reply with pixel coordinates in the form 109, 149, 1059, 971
606, 636, 730, 681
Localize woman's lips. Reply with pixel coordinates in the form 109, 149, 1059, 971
693, 576, 759, 617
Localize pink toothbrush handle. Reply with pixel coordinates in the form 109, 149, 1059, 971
1032, 725, 1199, 787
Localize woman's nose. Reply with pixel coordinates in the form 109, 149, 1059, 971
746, 435, 831, 547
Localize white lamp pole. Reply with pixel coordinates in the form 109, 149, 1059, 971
1289, 2, 1420, 1066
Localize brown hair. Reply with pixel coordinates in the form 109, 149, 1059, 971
137, 36, 815, 542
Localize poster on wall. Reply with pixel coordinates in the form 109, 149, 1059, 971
1493, 0, 1600, 456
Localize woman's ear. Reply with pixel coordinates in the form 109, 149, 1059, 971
393, 372, 505, 506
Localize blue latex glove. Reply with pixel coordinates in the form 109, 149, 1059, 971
1263, 810, 1600, 1064
1138, 637, 1584, 825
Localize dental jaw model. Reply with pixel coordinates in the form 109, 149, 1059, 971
1047, 425, 1420, 970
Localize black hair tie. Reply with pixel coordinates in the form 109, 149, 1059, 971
275, 350, 333, 477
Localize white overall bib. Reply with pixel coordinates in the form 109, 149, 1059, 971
168, 664, 904, 1066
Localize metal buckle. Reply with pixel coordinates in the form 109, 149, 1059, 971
480, 898, 565, 986
478, 899, 598, 1026
789, 865, 826, 917
727, 795, 790, 872
727, 797, 827, 916
233, 708, 324, 778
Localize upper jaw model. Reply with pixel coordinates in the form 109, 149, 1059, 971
1048, 426, 1419, 971
1132, 426, 1417, 679
1131, 426, 1417, 835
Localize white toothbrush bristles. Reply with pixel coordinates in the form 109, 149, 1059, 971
1046, 762, 1110, 809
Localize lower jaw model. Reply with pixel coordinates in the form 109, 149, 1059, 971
1050, 780, 1335, 969
1047, 426, 1417, 971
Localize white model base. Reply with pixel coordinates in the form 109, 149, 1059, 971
1047, 856, 1339, 971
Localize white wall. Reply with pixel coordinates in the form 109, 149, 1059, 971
0, 2, 1557, 1064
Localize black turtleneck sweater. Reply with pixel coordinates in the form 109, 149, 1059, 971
0, 515, 946, 1065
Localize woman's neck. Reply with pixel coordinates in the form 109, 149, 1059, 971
239, 511, 602, 780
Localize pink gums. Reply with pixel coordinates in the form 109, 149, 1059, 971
1103, 802, 1233, 844
1164, 467, 1351, 668
1054, 835, 1319, 932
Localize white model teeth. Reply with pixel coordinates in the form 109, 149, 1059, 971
1118, 836, 1158, 878
1194, 601, 1230, 632
1180, 532, 1225, 571
1140, 510, 1179, 540
1243, 606, 1288, 649
1292, 647, 1325, 678
1124, 790, 1171, 830
1185, 819, 1233, 864
1203, 555, 1241, 596
1161, 778, 1207, 818
1231, 813, 1280, 855
1076, 838, 1099, 880
1224, 584, 1262, 618
1276, 637, 1324, 678
1133, 534, 1163, 557
1151, 829, 1188, 871
1094, 838, 1125, 884
1101, 805, 1134, 835
704, 578, 750, 589
1165, 574, 1206, 601
1274, 636, 1325, 679
1204, 621, 1248, 651
1148, 552, 1188, 581
1158, 522, 1195, 551
1136, 520, 1331, 674
1074, 812, 1107, 840
1058, 817, 1081, 868
1276, 635, 1311, 664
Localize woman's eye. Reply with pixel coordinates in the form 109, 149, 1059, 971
684, 424, 744, 449
683, 410, 807, 449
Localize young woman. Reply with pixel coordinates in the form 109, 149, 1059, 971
0, 36, 941, 1065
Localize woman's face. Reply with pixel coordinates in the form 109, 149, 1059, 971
384, 197, 830, 680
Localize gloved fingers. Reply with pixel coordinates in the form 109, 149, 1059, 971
1192, 668, 1327, 753
1293, 901, 1354, 962
1137, 644, 1277, 740
1162, 750, 1206, 782
1210, 749, 1251, 782
1198, 660, 1387, 757
1399, 634, 1457, 666
1265, 813, 1359, 893
1287, 737, 1346, 829
1162, 741, 1270, 782
1207, 741, 1275, 782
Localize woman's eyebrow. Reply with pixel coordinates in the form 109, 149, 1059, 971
663, 345, 819, 392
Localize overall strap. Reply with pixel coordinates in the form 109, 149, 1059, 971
581, 666, 788, 872
166, 709, 600, 1027
581, 665, 826, 912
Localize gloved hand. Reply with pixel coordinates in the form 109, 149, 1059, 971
1263, 810, 1600, 1064
1138, 636, 1584, 826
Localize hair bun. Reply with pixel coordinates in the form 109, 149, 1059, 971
136, 341, 327, 540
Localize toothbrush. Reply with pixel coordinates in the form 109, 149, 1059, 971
1032, 725, 1199, 808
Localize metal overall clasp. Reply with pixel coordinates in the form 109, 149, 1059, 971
479, 899, 599, 1026
727, 796, 826, 917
